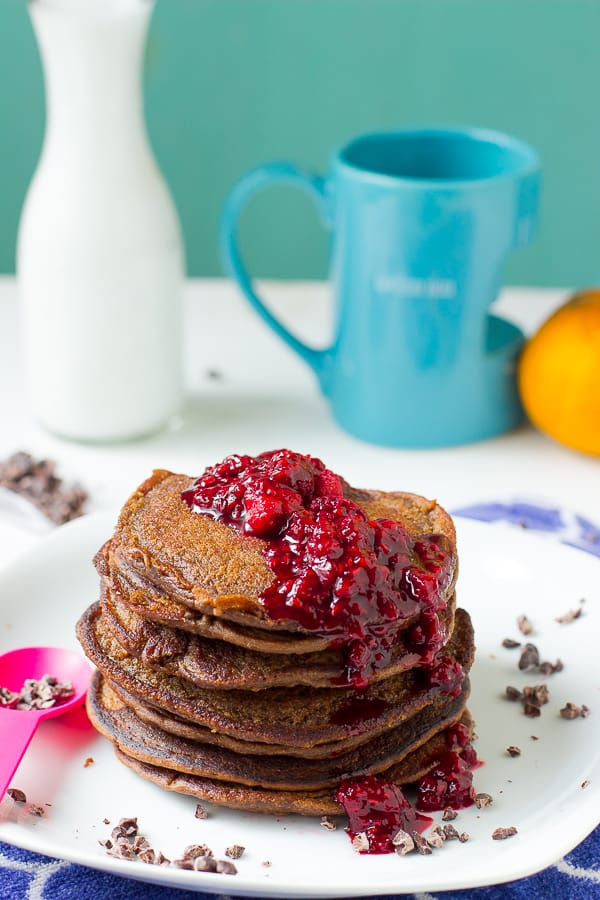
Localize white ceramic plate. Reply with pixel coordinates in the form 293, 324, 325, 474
0, 512, 598, 896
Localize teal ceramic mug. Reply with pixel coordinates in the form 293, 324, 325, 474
220, 127, 540, 447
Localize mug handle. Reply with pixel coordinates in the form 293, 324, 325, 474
220, 162, 331, 387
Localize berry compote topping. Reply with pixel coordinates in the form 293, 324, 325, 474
416, 749, 477, 812
181, 450, 455, 687
335, 776, 432, 854
447, 721, 479, 768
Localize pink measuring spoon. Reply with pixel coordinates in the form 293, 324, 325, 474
0, 646, 91, 801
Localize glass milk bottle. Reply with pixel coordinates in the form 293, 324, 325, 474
17, 0, 184, 442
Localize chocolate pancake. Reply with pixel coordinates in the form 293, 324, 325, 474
88, 672, 469, 791
112, 709, 474, 817
76, 603, 474, 750
106, 469, 457, 632
100, 581, 457, 690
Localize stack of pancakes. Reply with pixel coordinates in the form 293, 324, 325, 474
76, 468, 475, 816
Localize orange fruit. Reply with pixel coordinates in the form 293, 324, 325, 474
518, 289, 600, 456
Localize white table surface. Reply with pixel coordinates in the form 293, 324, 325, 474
0, 275, 598, 566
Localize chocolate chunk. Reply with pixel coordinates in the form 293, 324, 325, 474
518, 642, 539, 670
506, 746, 521, 757
505, 685, 522, 702
351, 833, 369, 853
7, 788, 26, 804
560, 702, 590, 719
555, 608, 582, 624
522, 684, 549, 707
517, 615, 533, 636
194, 803, 208, 819
442, 824, 460, 841
391, 829, 414, 855
442, 807, 458, 821
426, 826, 445, 849
475, 792, 493, 808
193, 856, 218, 872
502, 638, 521, 649
320, 816, 337, 831
492, 826, 518, 840
215, 859, 237, 875
412, 832, 432, 855
183, 843, 213, 859
0, 451, 87, 525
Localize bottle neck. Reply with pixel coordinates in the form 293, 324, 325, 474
30, 0, 154, 165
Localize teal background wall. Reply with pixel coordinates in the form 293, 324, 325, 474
0, 0, 597, 286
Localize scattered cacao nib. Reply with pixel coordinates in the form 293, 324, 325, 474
392, 829, 414, 855
173, 857, 194, 870
0, 674, 75, 712
183, 843, 213, 859
194, 857, 218, 873
102, 818, 110, 825
426, 826, 445, 849
261, 859, 272, 867
555, 607, 582, 624
205, 369, 224, 381
442, 807, 458, 821
320, 816, 336, 831
155, 852, 171, 866
138, 848, 156, 865
518, 642, 540, 671
29, 805, 45, 817
475, 792, 493, 808
539, 659, 563, 676
412, 832, 432, 855
492, 826, 518, 840
506, 746, 521, 758
351, 833, 369, 853
459, 832, 470, 843
560, 702, 590, 720
0, 687, 18, 707
132, 836, 150, 853
0, 451, 87, 525
502, 638, 521, 649
523, 702, 541, 718
442, 824, 460, 841
517, 615, 533, 636
7, 788, 26, 804
215, 859, 237, 875
522, 684, 549, 707
225, 844, 245, 859
194, 803, 208, 819
83, 757, 94, 768
98, 838, 112, 849
582, 780, 590, 789
530, 735, 539, 741
505, 686, 522, 702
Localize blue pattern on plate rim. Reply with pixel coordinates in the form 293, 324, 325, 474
1, 501, 599, 899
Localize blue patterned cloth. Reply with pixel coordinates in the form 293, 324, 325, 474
1, 501, 599, 899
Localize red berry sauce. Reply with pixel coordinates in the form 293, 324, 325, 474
415, 724, 479, 813
181, 450, 456, 687
335, 776, 432, 854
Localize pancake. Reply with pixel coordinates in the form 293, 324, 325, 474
100, 581, 457, 690
88, 672, 470, 791
112, 709, 475, 817
106, 469, 457, 631
76, 602, 474, 749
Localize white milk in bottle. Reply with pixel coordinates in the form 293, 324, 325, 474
18, 0, 184, 442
